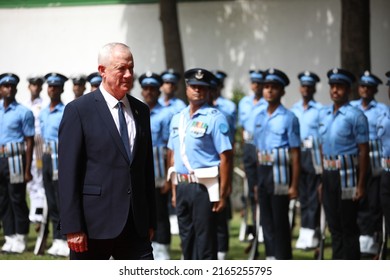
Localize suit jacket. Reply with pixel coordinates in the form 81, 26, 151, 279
58, 89, 156, 239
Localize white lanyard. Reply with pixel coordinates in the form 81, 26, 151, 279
179, 112, 194, 174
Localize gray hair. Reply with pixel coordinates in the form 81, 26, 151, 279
98, 42, 131, 66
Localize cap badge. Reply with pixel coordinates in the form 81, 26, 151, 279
195, 70, 204, 80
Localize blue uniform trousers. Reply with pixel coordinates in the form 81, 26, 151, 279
176, 182, 217, 259
357, 170, 382, 235
242, 143, 258, 225
257, 165, 292, 259
42, 153, 64, 240
380, 170, 390, 234
322, 169, 360, 259
0, 157, 30, 236
299, 149, 321, 229
153, 188, 171, 244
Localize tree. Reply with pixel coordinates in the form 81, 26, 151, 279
341, 0, 370, 99
159, 0, 186, 101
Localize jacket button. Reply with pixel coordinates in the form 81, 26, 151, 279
127, 189, 131, 194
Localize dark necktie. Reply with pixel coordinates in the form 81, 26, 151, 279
118, 101, 131, 160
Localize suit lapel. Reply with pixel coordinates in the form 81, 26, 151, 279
94, 90, 130, 163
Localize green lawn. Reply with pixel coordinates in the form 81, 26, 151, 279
0, 211, 335, 260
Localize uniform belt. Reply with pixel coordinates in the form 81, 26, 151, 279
43, 141, 58, 154
242, 130, 254, 143
0, 146, 6, 157
0, 143, 25, 158
323, 159, 340, 170
176, 173, 197, 183
257, 151, 273, 165
323, 155, 357, 171
301, 138, 314, 150
382, 158, 390, 171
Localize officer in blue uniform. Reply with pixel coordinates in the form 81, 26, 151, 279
71, 74, 87, 99
40, 72, 69, 257
290, 71, 322, 250
139, 71, 174, 260
253, 68, 301, 260
319, 68, 369, 259
159, 68, 186, 114
0, 73, 35, 253
24, 75, 46, 225
209, 70, 237, 260
350, 71, 387, 256
87, 72, 102, 92
167, 68, 233, 259
237, 70, 267, 248
377, 71, 390, 250
159, 69, 186, 236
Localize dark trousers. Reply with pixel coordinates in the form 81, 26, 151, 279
357, 170, 382, 235
153, 188, 171, 244
242, 143, 258, 226
176, 182, 217, 260
299, 150, 321, 229
216, 197, 230, 252
0, 157, 30, 236
322, 169, 360, 259
380, 171, 390, 233
257, 165, 292, 260
42, 154, 63, 240
70, 213, 153, 260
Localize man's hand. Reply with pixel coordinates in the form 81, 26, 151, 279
24, 171, 33, 183
353, 183, 365, 201
67, 232, 88, 253
148, 228, 155, 241
160, 181, 171, 194
212, 197, 226, 212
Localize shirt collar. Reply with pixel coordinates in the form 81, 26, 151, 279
99, 85, 130, 109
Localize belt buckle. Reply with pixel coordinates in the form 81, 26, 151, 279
324, 159, 340, 170
177, 174, 189, 183
258, 151, 273, 165
302, 138, 313, 149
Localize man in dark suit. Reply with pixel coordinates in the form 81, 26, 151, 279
58, 42, 156, 260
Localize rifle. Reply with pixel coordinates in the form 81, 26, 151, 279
316, 203, 327, 260
248, 201, 261, 260
288, 198, 297, 232
34, 197, 49, 255
378, 216, 387, 260
236, 167, 249, 242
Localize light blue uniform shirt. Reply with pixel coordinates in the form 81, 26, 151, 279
377, 107, 390, 157
168, 104, 232, 174
253, 104, 301, 152
39, 103, 65, 142
150, 103, 173, 147
0, 101, 35, 145
238, 95, 267, 144
158, 96, 186, 114
290, 100, 322, 140
215, 96, 237, 143
350, 99, 388, 141
319, 104, 369, 156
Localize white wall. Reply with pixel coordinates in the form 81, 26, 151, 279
0, 0, 389, 107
